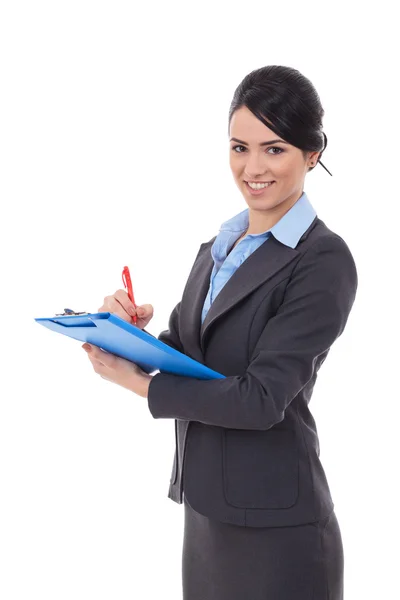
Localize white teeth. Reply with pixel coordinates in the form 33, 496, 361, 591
247, 181, 273, 189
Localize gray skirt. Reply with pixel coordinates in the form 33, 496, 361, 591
182, 495, 344, 600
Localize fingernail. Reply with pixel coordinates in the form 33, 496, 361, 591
82, 344, 92, 352
129, 307, 136, 316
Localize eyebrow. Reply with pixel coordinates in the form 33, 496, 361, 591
230, 137, 289, 146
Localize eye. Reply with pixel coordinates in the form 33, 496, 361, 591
231, 145, 284, 155
231, 144, 246, 153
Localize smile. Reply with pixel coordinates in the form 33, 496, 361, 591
245, 181, 275, 195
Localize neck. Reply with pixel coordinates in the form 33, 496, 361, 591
246, 189, 303, 233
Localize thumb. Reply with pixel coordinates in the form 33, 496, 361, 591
136, 303, 153, 318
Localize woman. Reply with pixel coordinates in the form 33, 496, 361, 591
84, 65, 358, 599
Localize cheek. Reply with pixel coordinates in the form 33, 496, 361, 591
276, 155, 301, 176
229, 156, 237, 171
230, 158, 245, 177
230, 167, 240, 181
272, 156, 289, 173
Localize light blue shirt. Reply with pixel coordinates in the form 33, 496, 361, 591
201, 191, 317, 324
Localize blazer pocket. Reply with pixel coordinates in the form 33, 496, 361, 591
222, 429, 299, 509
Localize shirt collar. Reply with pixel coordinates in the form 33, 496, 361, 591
218, 190, 317, 249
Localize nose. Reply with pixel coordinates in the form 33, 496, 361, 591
243, 154, 269, 179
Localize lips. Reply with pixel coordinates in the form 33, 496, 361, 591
245, 180, 276, 195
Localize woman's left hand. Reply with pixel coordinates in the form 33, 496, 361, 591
82, 343, 152, 397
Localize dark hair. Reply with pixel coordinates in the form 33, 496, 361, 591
228, 65, 332, 176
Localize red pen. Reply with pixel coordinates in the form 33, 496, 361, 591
122, 266, 137, 325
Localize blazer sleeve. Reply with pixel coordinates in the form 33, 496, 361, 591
143, 301, 184, 353
147, 236, 358, 430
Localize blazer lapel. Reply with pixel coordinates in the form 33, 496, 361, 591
180, 234, 300, 359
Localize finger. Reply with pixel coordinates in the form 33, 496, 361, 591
102, 295, 133, 321
83, 344, 106, 365
86, 354, 105, 371
136, 303, 154, 319
114, 289, 137, 317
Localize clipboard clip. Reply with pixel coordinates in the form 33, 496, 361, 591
54, 308, 89, 316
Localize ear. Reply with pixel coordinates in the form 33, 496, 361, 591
309, 150, 321, 165
307, 150, 321, 171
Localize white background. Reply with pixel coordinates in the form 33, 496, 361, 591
1, 1, 398, 598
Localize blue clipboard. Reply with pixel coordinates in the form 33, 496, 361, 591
35, 312, 225, 380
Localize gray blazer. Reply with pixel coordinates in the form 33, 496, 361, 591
147, 215, 358, 527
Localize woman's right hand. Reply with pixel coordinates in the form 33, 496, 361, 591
98, 290, 154, 330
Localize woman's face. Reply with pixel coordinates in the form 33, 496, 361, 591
229, 106, 319, 220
